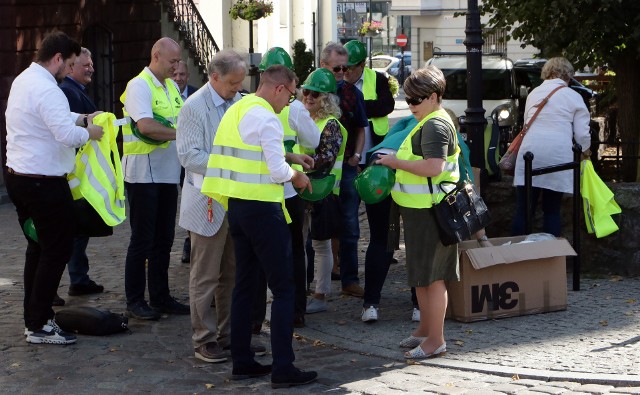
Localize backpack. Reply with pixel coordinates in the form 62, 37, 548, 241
55, 307, 129, 336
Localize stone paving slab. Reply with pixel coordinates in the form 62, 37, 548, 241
1, 182, 639, 393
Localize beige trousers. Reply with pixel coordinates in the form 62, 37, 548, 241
189, 216, 235, 348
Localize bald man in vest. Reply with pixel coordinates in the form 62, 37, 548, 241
121, 37, 189, 320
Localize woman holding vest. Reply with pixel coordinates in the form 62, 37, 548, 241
376, 66, 459, 359
301, 69, 348, 315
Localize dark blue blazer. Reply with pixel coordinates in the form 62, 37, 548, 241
59, 76, 97, 114
183, 84, 198, 99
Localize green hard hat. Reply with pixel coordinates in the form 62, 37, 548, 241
296, 173, 336, 202
344, 40, 367, 66
354, 165, 396, 204
301, 68, 337, 94
259, 47, 293, 71
131, 113, 171, 145
23, 218, 38, 243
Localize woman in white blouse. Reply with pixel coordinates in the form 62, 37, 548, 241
512, 57, 591, 236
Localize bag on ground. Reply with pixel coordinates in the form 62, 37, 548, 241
55, 306, 129, 336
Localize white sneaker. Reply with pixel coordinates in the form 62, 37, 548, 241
361, 306, 378, 322
306, 298, 327, 314
26, 319, 76, 345
411, 308, 420, 322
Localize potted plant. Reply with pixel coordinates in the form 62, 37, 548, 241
358, 21, 384, 37
229, 0, 274, 21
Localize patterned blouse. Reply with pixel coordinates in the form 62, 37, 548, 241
312, 118, 343, 174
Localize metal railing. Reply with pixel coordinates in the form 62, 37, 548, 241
164, 0, 220, 75
523, 144, 582, 291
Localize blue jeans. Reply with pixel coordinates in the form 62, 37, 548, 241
68, 236, 90, 285
124, 182, 177, 306
363, 196, 393, 307
228, 199, 296, 376
338, 163, 360, 287
512, 186, 563, 237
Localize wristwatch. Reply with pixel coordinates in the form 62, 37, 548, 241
83, 114, 89, 127
353, 153, 361, 160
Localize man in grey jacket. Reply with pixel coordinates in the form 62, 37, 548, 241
177, 49, 265, 363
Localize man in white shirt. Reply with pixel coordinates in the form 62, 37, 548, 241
201, 65, 317, 388
5, 31, 104, 345
121, 37, 189, 320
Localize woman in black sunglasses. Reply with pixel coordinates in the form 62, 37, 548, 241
299, 69, 349, 316
376, 66, 459, 360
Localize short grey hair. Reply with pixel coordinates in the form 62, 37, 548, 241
320, 42, 347, 64
207, 49, 248, 76
80, 47, 91, 57
403, 66, 446, 103
541, 57, 574, 82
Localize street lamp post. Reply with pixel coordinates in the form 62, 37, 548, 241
464, 0, 487, 174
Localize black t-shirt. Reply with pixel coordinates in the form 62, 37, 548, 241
411, 117, 457, 159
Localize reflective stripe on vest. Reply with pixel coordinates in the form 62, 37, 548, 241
391, 109, 460, 209
362, 67, 389, 136
67, 112, 126, 226
120, 70, 182, 155
201, 95, 290, 221
314, 116, 347, 194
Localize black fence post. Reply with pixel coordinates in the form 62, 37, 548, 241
524, 151, 534, 234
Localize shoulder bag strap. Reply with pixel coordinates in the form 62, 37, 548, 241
520, 85, 566, 137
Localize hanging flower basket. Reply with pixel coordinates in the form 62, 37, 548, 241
359, 21, 383, 37
230, 0, 274, 21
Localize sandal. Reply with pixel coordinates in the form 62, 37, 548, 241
404, 343, 447, 359
399, 335, 426, 348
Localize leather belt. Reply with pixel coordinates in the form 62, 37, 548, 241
7, 167, 67, 179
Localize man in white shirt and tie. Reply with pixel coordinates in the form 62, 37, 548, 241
5, 31, 104, 345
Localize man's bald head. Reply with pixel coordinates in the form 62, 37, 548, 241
149, 37, 181, 82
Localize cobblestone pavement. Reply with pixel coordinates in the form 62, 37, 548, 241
1, 98, 639, 394
1, 195, 639, 394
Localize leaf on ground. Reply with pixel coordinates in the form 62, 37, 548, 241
109, 348, 118, 352
10, 363, 20, 367
599, 320, 608, 326
626, 299, 637, 304
512, 374, 520, 380
624, 311, 635, 316
609, 276, 623, 282
56, 377, 64, 380
336, 320, 347, 325
454, 340, 464, 346
464, 329, 473, 335
205, 383, 215, 389
406, 359, 421, 365
313, 339, 325, 347
128, 368, 134, 373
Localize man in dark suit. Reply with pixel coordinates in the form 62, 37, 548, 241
59, 47, 105, 299
172, 60, 198, 263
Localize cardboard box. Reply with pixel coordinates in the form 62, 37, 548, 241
447, 236, 576, 323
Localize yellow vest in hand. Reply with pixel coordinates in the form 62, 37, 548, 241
120, 71, 182, 155
362, 67, 389, 136
67, 112, 126, 226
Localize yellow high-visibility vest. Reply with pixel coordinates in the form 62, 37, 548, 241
120, 70, 182, 155
391, 109, 460, 209
67, 112, 126, 226
362, 67, 389, 136
314, 116, 347, 195
201, 95, 290, 221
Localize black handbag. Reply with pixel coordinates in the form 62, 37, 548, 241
55, 307, 129, 336
427, 178, 491, 246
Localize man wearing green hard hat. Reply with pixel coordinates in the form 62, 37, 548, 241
343, 39, 396, 324
253, 47, 319, 331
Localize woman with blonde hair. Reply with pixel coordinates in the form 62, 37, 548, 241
301, 68, 348, 315
377, 65, 458, 359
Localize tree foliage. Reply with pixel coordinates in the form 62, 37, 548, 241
480, 0, 640, 180
291, 39, 315, 87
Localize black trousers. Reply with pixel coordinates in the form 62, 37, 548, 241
5, 172, 75, 331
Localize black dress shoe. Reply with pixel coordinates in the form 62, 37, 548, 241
126, 301, 161, 320
271, 368, 318, 388
52, 293, 65, 307
181, 237, 191, 263
231, 361, 272, 380
68, 280, 104, 296
150, 296, 190, 315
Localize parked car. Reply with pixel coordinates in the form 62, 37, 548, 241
513, 58, 596, 126
371, 55, 412, 80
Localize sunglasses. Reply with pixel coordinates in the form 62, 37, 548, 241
302, 89, 321, 99
405, 96, 427, 106
332, 65, 348, 73
283, 85, 297, 103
